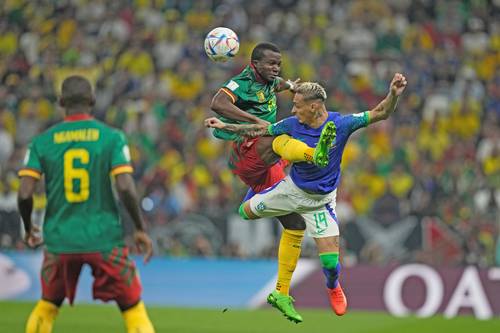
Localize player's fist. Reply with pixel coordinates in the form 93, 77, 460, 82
286, 78, 301, 92
390, 73, 407, 97
204, 117, 225, 129
134, 231, 153, 264
24, 225, 42, 248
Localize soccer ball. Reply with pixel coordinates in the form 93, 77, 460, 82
204, 27, 240, 62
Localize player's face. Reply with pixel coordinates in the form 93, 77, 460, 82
253, 50, 281, 82
291, 93, 314, 124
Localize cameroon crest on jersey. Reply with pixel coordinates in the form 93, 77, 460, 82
213, 65, 280, 141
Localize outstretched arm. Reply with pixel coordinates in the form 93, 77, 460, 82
367, 73, 407, 124
210, 90, 269, 126
275, 77, 301, 93
204, 117, 270, 137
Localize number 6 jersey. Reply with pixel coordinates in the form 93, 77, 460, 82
18, 114, 133, 253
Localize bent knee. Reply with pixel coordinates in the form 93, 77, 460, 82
271, 134, 292, 151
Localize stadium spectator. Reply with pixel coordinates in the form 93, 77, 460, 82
0, 0, 497, 266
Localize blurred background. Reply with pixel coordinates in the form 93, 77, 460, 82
0, 0, 499, 320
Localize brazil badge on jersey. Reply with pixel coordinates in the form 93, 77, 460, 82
213, 65, 279, 141
19, 115, 133, 254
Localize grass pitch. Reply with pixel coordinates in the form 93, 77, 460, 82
2, 301, 499, 333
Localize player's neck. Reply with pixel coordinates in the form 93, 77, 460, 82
309, 110, 329, 128
64, 109, 93, 121
249, 63, 267, 84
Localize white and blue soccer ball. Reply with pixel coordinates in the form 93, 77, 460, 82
204, 27, 239, 62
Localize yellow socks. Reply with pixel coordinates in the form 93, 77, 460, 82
123, 301, 155, 333
276, 229, 305, 295
26, 299, 155, 333
272, 135, 314, 163
26, 299, 59, 333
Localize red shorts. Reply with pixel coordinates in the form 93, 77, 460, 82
229, 137, 287, 192
41, 247, 141, 307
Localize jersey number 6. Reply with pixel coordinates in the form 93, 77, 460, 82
64, 148, 90, 203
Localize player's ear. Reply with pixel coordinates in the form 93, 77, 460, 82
89, 94, 96, 106
311, 102, 320, 117
310, 101, 316, 111
59, 97, 66, 107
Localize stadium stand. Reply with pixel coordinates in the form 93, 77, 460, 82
0, 0, 498, 266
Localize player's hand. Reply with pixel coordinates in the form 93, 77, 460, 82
390, 73, 407, 97
287, 78, 301, 92
255, 118, 270, 126
204, 117, 225, 129
24, 225, 43, 248
134, 231, 153, 264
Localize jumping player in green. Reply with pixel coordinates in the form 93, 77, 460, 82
211, 42, 333, 190
18, 75, 155, 333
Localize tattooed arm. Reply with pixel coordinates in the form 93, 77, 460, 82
367, 73, 407, 124
204, 117, 270, 137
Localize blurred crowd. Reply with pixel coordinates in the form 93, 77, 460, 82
0, 0, 498, 266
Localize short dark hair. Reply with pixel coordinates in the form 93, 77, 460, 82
251, 42, 281, 61
60, 75, 94, 107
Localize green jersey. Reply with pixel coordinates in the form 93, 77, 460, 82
213, 65, 279, 141
19, 115, 133, 253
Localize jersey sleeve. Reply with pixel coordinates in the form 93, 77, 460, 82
268, 117, 295, 136
110, 131, 134, 176
340, 111, 370, 135
219, 77, 247, 104
18, 140, 43, 180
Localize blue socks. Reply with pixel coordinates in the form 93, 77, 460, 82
319, 252, 340, 289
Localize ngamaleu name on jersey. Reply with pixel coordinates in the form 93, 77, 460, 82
53, 129, 100, 144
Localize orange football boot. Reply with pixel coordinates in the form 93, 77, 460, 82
327, 284, 347, 316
